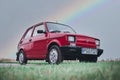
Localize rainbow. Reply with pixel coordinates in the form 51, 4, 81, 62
45, 0, 108, 23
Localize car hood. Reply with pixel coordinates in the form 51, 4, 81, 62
49, 33, 97, 40
49, 32, 98, 48
62, 33, 97, 39
60, 33, 97, 48
66, 33, 97, 48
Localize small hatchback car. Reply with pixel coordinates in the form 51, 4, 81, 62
16, 22, 103, 64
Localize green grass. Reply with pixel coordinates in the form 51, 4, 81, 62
0, 61, 120, 80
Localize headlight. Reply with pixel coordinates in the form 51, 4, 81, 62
95, 39, 100, 48
68, 36, 75, 42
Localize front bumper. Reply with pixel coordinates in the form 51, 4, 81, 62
60, 46, 103, 60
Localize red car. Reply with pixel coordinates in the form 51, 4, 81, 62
16, 22, 103, 64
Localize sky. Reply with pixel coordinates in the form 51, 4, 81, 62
0, 0, 120, 60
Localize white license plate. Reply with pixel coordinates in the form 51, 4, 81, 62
82, 48, 97, 55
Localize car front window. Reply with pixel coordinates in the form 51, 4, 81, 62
24, 28, 33, 39
47, 22, 76, 34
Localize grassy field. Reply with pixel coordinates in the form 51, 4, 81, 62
0, 61, 120, 80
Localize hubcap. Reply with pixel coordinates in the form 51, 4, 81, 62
49, 48, 58, 64
19, 52, 24, 63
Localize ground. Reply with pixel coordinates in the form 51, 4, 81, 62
0, 60, 120, 80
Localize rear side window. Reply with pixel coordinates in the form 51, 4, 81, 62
33, 24, 45, 36
24, 28, 33, 39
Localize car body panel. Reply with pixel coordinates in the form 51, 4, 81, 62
16, 22, 103, 61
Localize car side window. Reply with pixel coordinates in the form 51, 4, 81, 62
33, 24, 45, 36
24, 28, 33, 39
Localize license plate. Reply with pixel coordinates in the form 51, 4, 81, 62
82, 48, 97, 55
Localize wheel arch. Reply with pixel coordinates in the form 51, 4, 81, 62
16, 48, 26, 61
47, 39, 62, 50
46, 41, 61, 62
48, 42, 60, 51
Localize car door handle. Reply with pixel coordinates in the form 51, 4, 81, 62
29, 39, 32, 42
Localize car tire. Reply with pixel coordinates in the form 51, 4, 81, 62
48, 45, 62, 64
18, 50, 27, 65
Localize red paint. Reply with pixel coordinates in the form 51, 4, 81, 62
17, 22, 100, 60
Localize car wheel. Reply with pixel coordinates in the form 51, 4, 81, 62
48, 45, 62, 64
18, 50, 27, 65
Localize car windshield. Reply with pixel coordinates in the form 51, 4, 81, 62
47, 22, 76, 34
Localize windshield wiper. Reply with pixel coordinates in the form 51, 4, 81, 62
63, 31, 70, 33
50, 30, 61, 33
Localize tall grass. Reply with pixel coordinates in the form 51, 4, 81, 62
0, 61, 120, 80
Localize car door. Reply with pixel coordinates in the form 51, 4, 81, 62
31, 24, 48, 59
20, 27, 34, 58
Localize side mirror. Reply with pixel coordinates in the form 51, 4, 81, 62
37, 30, 45, 34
